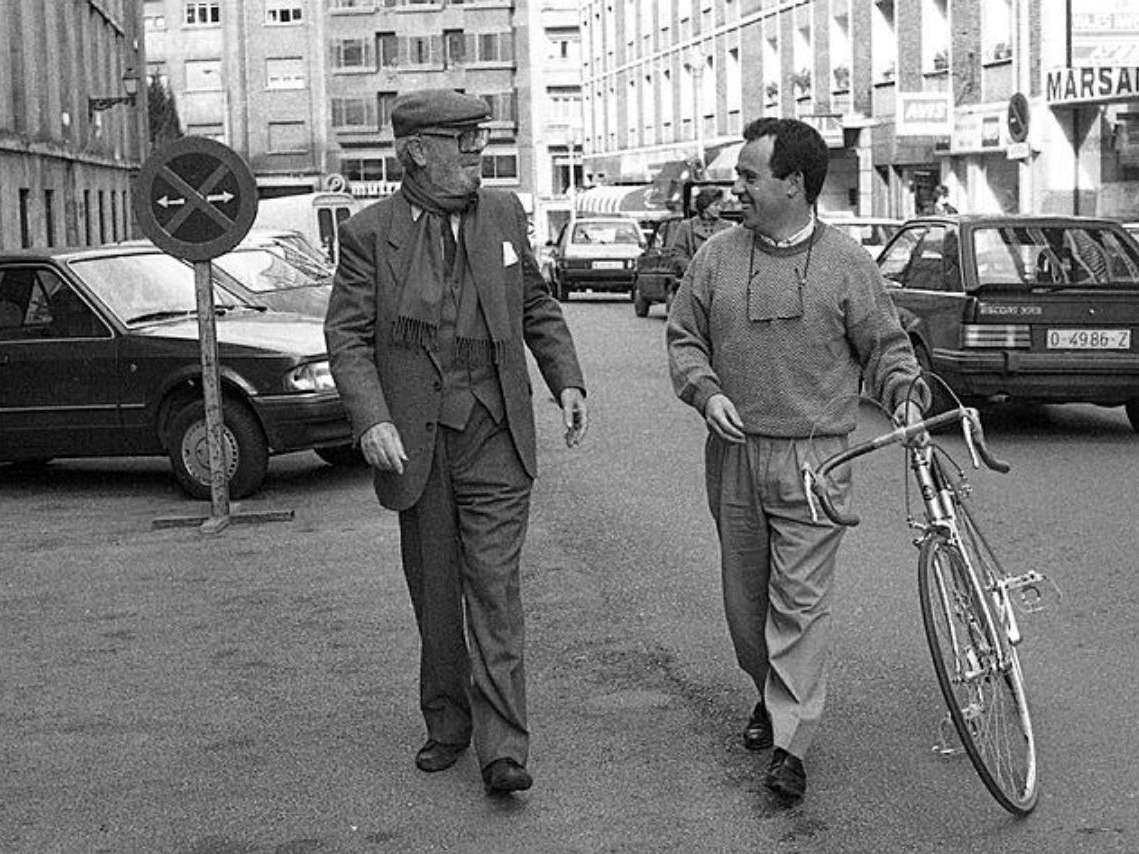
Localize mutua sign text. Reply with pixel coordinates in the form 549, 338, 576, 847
1046, 66, 1139, 105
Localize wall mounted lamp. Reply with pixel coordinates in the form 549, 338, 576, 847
89, 67, 140, 120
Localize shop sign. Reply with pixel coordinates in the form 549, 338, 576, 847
350, 180, 398, 198
896, 92, 951, 137
949, 105, 1009, 154
1046, 66, 1139, 105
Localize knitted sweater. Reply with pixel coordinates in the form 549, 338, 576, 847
666, 222, 928, 437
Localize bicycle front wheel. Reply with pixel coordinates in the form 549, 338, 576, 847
918, 533, 1038, 815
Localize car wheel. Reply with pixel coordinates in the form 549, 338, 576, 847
1126, 400, 1139, 433
168, 399, 268, 500
914, 343, 954, 416
316, 444, 367, 466
633, 282, 650, 317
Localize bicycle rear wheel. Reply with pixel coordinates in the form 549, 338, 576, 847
918, 532, 1038, 815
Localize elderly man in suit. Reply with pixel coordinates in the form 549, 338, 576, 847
324, 89, 588, 796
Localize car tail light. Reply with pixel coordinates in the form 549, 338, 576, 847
963, 324, 1030, 348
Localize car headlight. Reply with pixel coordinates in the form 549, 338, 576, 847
285, 360, 337, 391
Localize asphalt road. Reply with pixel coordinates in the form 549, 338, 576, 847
2, 295, 1138, 853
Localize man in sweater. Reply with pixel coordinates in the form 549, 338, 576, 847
666, 118, 928, 801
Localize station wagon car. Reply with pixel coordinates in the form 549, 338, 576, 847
0, 245, 356, 498
877, 214, 1139, 430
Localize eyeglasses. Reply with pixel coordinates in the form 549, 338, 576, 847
417, 127, 490, 153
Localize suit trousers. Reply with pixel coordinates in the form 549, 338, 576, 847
705, 432, 851, 760
398, 402, 533, 770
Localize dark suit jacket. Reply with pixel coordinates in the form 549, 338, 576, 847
324, 188, 585, 511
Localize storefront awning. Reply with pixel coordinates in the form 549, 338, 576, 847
573, 184, 672, 220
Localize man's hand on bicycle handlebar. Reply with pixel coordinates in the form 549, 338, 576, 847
892, 400, 930, 446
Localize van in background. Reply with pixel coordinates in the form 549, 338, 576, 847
252, 192, 362, 264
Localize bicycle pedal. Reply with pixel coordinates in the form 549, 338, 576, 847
932, 715, 964, 758
1005, 570, 1061, 613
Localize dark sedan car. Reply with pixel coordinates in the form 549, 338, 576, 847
632, 216, 682, 317
877, 214, 1139, 430
0, 246, 356, 498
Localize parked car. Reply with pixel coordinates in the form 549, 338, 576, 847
0, 245, 357, 498
632, 216, 683, 317
545, 215, 645, 301
241, 227, 336, 276
876, 214, 1139, 430
209, 243, 333, 319
821, 215, 903, 259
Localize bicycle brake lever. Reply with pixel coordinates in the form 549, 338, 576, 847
962, 414, 982, 470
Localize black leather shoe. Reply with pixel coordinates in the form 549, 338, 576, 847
415, 739, 468, 773
482, 758, 533, 794
743, 701, 773, 751
764, 747, 806, 800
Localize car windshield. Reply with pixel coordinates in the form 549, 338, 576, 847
67, 253, 248, 325
571, 221, 642, 245
972, 224, 1139, 287
212, 248, 330, 293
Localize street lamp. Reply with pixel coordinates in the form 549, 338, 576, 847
89, 66, 141, 120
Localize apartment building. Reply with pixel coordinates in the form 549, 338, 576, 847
0, 0, 147, 250
144, 0, 585, 241
579, 0, 1139, 221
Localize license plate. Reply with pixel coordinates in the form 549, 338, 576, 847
1045, 328, 1131, 349
592, 260, 624, 270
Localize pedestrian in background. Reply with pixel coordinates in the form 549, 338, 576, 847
666, 117, 928, 801
324, 88, 588, 797
667, 186, 734, 274
933, 184, 958, 214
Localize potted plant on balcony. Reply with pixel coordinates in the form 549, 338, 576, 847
880, 62, 895, 82
932, 50, 949, 72
791, 68, 811, 98
765, 81, 779, 102
832, 64, 850, 92
992, 42, 1012, 61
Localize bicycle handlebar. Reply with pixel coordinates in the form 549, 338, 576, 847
802, 407, 1010, 528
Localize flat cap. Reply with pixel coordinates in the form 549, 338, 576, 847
391, 89, 491, 138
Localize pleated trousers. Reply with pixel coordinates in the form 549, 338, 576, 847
705, 432, 852, 759
398, 402, 533, 770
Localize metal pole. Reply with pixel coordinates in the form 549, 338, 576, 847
194, 260, 230, 529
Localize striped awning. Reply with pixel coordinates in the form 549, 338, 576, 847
573, 184, 672, 220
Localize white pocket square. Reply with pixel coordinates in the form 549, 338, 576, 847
502, 241, 519, 267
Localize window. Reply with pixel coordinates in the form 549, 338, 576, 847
329, 0, 374, 10
378, 91, 398, 127
547, 27, 580, 63
184, 1, 219, 26
267, 57, 305, 89
331, 37, 374, 70
377, 32, 398, 67
922, 0, 949, 73
145, 14, 166, 31
481, 91, 516, 123
872, 0, 897, 82
267, 3, 303, 24
444, 30, 465, 65
185, 59, 222, 91
268, 122, 307, 153
331, 97, 377, 128
186, 123, 224, 141
982, 0, 1013, 63
481, 155, 518, 180
341, 156, 403, 183
403, 35, 442, 66
469, 32, 514, 63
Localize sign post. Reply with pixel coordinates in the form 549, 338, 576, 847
133, 136, 293, 533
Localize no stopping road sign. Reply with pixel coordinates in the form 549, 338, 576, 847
133, 136, 259, 261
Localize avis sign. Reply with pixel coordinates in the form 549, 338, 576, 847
895, 92, 951, 137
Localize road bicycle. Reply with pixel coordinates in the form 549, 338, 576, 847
800, 402, 1053, 815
